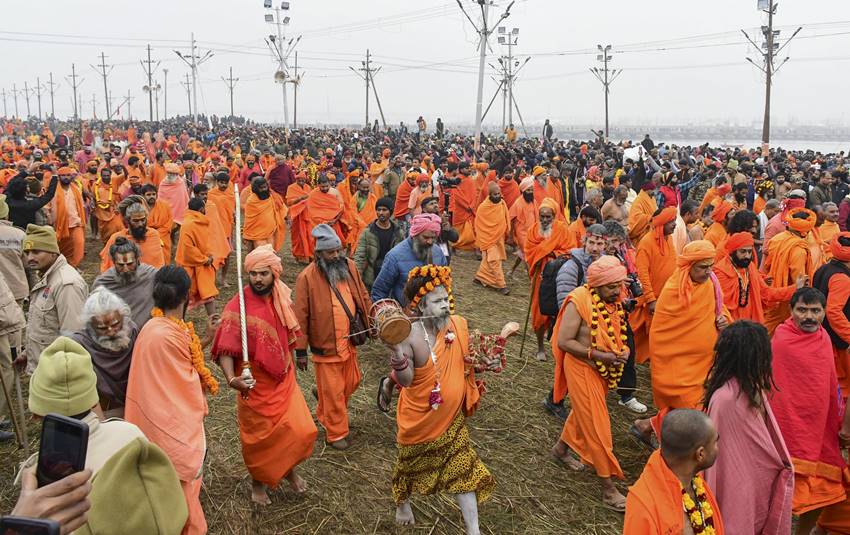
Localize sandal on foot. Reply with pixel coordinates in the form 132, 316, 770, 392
629, 423, 658, 451
376, 376, 392, 413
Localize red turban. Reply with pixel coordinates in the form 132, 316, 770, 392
586, 255, 627, 287
416, 173, 431, 186
716, 183, 732, 196
830, 232, 850, 262
725, 231, 755, 253
786, 207, 816, 234
712, 201, 734, 224
781, 198, 806, 218
410, 213, 441, 237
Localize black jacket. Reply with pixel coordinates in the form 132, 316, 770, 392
8, 175, 58, 230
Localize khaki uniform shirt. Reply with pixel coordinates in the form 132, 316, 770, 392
0, 221, 27, 301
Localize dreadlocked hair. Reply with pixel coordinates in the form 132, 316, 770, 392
404, 265, 455, 314
703, 320, 775, 409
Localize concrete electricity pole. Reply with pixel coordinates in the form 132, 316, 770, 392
22, 82, 34, 118
0, 88, 6, 118
174, 34, 213, 123
180, 73, 192, 116
456, 0, 514, 152
590, 44, 621, 140
162, 68, 169, 119
66, 64, 84, 120
91, 52, 113, 118
743, 1, 801, 150
221, 67, 239, 118
290, 51, 305, 128
46, 72, 59, 119
349, 49, 386, 129
34, 78, 45, 120
11, 84, 20, 118
141, 44, 161, 121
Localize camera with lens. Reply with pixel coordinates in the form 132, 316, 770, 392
626, 273, 643, 299
438, 175, 461, 189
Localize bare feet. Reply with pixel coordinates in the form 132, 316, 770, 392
602, 487, 627, 513
285, 471, 307, 493
551, 440, 585, 471
395, 501, 415, 526
535, 349, 547, 362
251, 480, 271, 506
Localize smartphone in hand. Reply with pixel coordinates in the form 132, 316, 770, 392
0, 516, 60, 535
35, 414, 88, 488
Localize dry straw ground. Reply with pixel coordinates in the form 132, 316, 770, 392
0, 236, 657, 534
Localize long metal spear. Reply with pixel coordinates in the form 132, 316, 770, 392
233, 184, 254, 391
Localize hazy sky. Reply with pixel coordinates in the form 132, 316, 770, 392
2, 0, 849, 128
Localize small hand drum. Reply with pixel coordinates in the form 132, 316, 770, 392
369, 299, 411, 345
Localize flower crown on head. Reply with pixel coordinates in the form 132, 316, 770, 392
407, 264, 455, 314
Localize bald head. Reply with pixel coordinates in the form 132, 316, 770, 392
487, 181, 502, 204
660, 409, 717, 467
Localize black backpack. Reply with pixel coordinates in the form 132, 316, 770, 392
538, 255, 583, 317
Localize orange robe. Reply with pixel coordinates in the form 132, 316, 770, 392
508, 197, 539, 258
243, 193, 286, 251
553, 286, 625, 479
761, 231, 813, 335
567, 219, 586, 247
499, 178, 521, 209
52, 184, 86, 268
628, 190, 658, 244
150, 163, 167, 188
124, 317, 209, 535
207, 186, 236, 244
632, 228, 677, 364
92, 181, 125, 243
286, 183, 313, 261
624, 450, 725, 534
306, 189, 345, 245
148, 200, 174, 259
524, 221, 574, 332
99, 228, 166, 272
450, 176, 479, 251
175, 210, 219, 305
204, 201, 232, 268
714, 254, 795, 323
819, 221, 841, 263
753, 195, 766, 215
393, 180, 414, 220
704, 222, 727, 248
473, 198, 510, 289
352, 192, 377, 249
544, 178, 569, 222
650, 264, 726, 420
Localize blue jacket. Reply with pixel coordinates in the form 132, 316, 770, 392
370, 238, 447, 303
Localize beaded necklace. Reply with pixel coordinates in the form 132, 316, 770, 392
589, 287, 628, 388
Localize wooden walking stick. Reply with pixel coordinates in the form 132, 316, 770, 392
517, 265, 541, 361
233, 184, 254, 392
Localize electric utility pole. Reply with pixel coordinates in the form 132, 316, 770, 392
91, 52, 113, 118
141, 44, 161, 121
66, 64, 84, 120
590, 44, 621, 140
222, 67, 239, 118
174, 33, 213, 123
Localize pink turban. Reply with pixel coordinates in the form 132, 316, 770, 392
410, 213, 442, 237
244, 245, 300, 335
586, 255, 627, 287
519, 177, 535, 192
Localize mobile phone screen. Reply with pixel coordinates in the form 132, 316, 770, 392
0, 516, 60, 535
36, 415, 88, 487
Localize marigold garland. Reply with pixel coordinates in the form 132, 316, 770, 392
681, 475, 717, 535
407, 265, 455, 314
93, 179, 113, 209
589, 287, 628, 388
151, 307, 219, 395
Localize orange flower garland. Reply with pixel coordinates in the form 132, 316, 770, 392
151, 307, 219, 395
407, 265, 455, 314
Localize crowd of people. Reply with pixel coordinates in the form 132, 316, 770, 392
1, 115, 850, 534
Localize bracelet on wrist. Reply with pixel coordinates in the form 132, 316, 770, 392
228, 376, 239, 386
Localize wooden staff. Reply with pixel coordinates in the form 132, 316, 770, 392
233, 183, 254, 388
517, 264, 541, 361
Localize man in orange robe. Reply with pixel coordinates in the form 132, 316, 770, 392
762, 208, 816, 335
714, 231, 801, 323
351, 177, 377, 249
551, 256, 630, 511
628, 183, 658, 245
51, 167, 87, 267
243, 177, 286, 252
449, 165, 479, 251
141, 184, 175, 260
393, 171, 417, 232
211, 245, 317, 506
294, 225, 372, 450
473, 182, 510, 293
207, 172, 236, 243
175, 199, 219, 316
390, 266, 494, 532
157, 163, 190, 228
99, 196, 166, 271
524, 199, 575, 361
568, 206, 599, 247
633, 240, 730, 443
508, 177, 539, 277
194, 184, 232, 287
632, 206, 678, 364
624, 409, 725, 534
125, 266, 217, 535
704, 200, 734, 247
286, 172, 312, 263
306, 173, 346, 245
92, 168, 125, 244
498, 168, 520, 209
813, 234, 850, 402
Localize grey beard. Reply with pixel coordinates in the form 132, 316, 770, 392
424, 315, 449, 334
119, 270, 137, 285
411, 240, 433, 263
88, 323, 132, 353
317, 255, 350, 286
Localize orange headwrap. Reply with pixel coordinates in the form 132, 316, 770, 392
57, 166, 75, 176
830, 232, 850, 262
540, 197, 559, 215
348, 168, 362, 178
725, 231, 754, 253
712, 201, 734, 224
786, 207, 816, 235
244, 245, 301, 336
532, 165, 546, 177
587, 255, 627, 288
652, 206, 678, 255
416, 173, 431, 185
716, 183, 731, 196
675, 240, 716, 307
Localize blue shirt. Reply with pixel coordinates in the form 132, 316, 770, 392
370, 238, 448, 303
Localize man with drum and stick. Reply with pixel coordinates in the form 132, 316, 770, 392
211, 244, 317, 506
390, 264, 504, 534
294, 224, 372, 450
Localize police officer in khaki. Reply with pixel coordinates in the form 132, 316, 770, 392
22, 224, 88, 373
